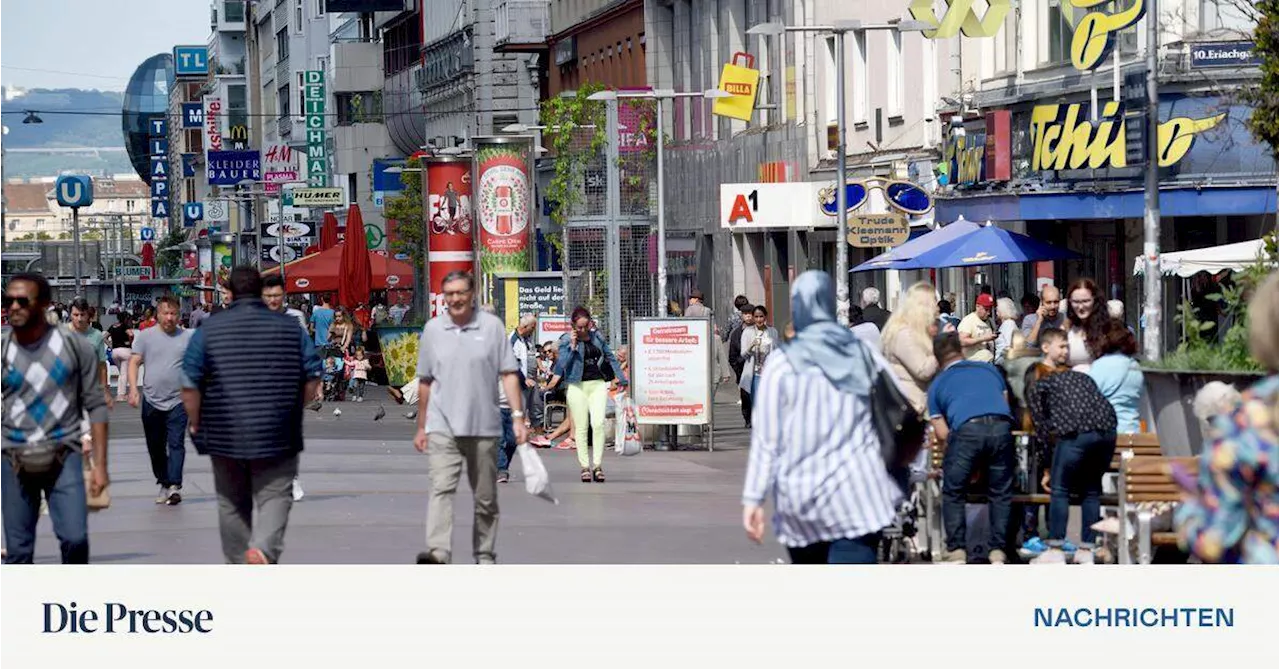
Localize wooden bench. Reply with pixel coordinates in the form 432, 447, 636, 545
1117, 453, 1198, 564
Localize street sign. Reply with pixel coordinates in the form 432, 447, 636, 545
140, 227, 156, 241
182, 103, 204, 128
54, 175, 94, 208
1189, 41, 1263, 68
173, 46, 210, 77
206, 150, 262, 185
184, 202, 204, 227
291, 187, 344, 206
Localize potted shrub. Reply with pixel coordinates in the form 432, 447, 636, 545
1141, 232, 1276, 455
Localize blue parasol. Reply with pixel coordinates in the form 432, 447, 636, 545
851, 217, 980, 272
895, 223, 1082, 269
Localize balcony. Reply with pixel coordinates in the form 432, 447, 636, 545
495, 0, 550, 51
212, 0, 246, 32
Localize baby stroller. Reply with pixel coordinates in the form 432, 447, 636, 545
322, 347, 346, 401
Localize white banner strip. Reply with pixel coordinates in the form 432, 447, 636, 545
428, 251, 475, 262
2, 567, 1275, 667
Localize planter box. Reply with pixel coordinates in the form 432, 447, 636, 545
1141, 369, 1265, 456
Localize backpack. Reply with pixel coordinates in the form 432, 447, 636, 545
2, 326, 86, 474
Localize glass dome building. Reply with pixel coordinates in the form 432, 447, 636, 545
121, 53, 174, 185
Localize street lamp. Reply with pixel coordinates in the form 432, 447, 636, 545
748, 19, 929, 325
586, 88, 732, 317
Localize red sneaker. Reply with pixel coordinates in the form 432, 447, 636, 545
244, 548, 270, 564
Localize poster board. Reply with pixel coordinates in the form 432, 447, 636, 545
491, 271, 568, 333
630, 318, 713, 427
535, 315, 570, 349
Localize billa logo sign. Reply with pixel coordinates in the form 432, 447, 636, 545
1030, 101, 1225, 171
847, 214, 910, 248
909, 0, 1010, 38
712, 52, 760, 122
724, 82, 752, 95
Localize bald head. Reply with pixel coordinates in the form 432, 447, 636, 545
1040, 285, 1061, 319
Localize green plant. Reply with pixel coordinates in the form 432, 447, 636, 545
384, 156, 425, 317
155, 228, 188, 278
539, 83, 608, 258
1242, 0, 1278, 153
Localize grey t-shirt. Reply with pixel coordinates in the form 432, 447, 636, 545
133, 326, 193, 410
416, 310, 518, 438
1020, 312, 1066, 347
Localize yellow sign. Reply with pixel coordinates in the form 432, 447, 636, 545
847, 214, 910, 248
1030, 101, 1225, 171
712, 53, 760, 122
909, 0, 1010, 39
1068, 0, 1146, 71
943, 133, 986, 185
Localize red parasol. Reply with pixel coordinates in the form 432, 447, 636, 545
263, 245, 412, 293
319, 211, 340, 251
338, 204, 372, 309
140, 242, 155, 269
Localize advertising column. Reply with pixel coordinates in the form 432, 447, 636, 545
425, 157, 474, 318
472, 137, 533, 294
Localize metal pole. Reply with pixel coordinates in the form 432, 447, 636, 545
605, 99, 623, 348
1141, 0, 1162, 361
72, 207, 83, 297
656, 97, 667, 318
834, 29, 850, 326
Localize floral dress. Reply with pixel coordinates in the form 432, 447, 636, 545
1175, 376, 1279, 564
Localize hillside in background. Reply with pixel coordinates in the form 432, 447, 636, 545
2, 87, 136, 178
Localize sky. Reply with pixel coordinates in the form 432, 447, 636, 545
0, 0, 210, 91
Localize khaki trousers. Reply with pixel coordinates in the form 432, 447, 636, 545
425, 433, 499, 564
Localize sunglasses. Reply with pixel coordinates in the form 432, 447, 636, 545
4, 295, 32, 309
819, 177, 933, 216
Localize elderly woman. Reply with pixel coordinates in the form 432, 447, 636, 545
993, 296, 1020, 365
742, 271, 903, 564
1176, 272, 1278, 564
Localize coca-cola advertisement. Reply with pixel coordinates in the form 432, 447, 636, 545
425, 157, 474, 318
473, 137, 532, 283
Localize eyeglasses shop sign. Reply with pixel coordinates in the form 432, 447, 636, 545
847, 213, 910, 248
1189, 41, 1263, 68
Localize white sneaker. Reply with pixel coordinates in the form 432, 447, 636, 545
292, 478, 304, 501
155, 485, 168, 504
1030, 548, 1068, 565
1073, 548, 1095, 565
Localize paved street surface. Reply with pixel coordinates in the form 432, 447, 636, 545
24, 388, 789, 564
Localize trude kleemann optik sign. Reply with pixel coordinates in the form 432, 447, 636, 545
630, 318, 712, 428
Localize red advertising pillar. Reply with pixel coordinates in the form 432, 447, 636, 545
425, 157, 475, 318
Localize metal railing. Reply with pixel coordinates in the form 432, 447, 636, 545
495, 0, 550, 46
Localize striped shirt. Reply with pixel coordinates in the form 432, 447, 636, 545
742, 349, 903, 547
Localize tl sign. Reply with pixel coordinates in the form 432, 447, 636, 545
1030, 101, 1225, 171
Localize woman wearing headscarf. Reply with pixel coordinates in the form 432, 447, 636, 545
1176, 272, 1278, 564
742, 271, 904, 564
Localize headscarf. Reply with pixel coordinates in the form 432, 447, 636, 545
783, 270, 875, 395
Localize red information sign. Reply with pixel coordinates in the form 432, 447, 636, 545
425, 157, 474, 318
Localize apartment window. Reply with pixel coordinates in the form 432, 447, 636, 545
223, 0, 245, 22
347, 174, 358, 204
1045, 1, 1075, 65
852, 32, 868, 124
887, 32, 904, 117
336, 91, 383, 125
314, 0, 325, 17
294, 0, 304, 33
126, 200, 136, 212
823, 36, 837, 126
276, 27, 290, 61
278, 83, 291, 119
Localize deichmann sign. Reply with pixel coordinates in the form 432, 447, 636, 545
847, 214, 910, 248
630, 318, 712, 426
291, 188, 344, 206
303, 71, 328, 187
1029, 101, 1225, 171
1190, 41, 1263, 68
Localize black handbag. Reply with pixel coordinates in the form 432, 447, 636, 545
860, 342, 928, 470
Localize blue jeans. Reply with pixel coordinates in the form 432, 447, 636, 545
2, 449, 89, 564
495, 408, 517, 473
941, 419, 1015, 554
787, 533, 882, 564
142, 398, 188, 488
1048, 430, 1117, 547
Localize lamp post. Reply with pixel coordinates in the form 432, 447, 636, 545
748, 19, 928, 325
585, 89, 731, 317
1141, 1, 1162, 361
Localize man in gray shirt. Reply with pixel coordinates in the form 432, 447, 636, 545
129, 295, 194, 505
413, 270, 526, 565
1020, 285, 1066, 349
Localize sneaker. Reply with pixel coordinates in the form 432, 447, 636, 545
1018, 537, 1049, 558
530, 435, 552, 447
306, 400, 322, 412
940, 549, 967, 564
165, 486, 182, 505
555, 438, 576, 450
1073, 548, 1095, 565
988, 549, 1008, 565
355, 397, 364, 403
416, 550, 447, 564
404, 409, 418, 420
497, 470, 510, 484
292, 478, 304, 502
1030, 548, 1068, 565
155, 485, 169, 504
244, 548, 270, 565
1060, 541, 1079, 557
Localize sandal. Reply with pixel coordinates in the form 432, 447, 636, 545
581, 468, 593, 483
592, 467, 605, 483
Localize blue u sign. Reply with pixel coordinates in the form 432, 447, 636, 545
55, 175, 94, 208
184, 202, 204, 224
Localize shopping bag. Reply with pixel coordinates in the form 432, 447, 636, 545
712, 52, 760, 121
517, 443, 558, 505
613, 395, 643, 457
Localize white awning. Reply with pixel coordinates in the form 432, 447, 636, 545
1132, 239, 1268, 278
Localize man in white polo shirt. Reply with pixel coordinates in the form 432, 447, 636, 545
413, 271, 527, 565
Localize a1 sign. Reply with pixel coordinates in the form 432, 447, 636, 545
54, 175, 94, 208
140, 227, 156, 241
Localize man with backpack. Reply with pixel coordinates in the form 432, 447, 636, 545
2, 273, 110, 564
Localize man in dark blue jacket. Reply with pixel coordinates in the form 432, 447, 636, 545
182, 266, 322, 564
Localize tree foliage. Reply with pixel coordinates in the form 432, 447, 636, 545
539, 83, 608, 257
1243, 0, 1279, 152
384, 156, 425, 320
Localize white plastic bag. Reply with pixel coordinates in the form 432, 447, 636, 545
613, 394, 643, 456
517, 443, 558, 504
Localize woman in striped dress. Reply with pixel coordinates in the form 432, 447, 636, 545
742, 271, 904, 564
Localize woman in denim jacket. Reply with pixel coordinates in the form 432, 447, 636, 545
558, 307, 629, 483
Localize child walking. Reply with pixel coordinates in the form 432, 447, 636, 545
350, 347, 371, 402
